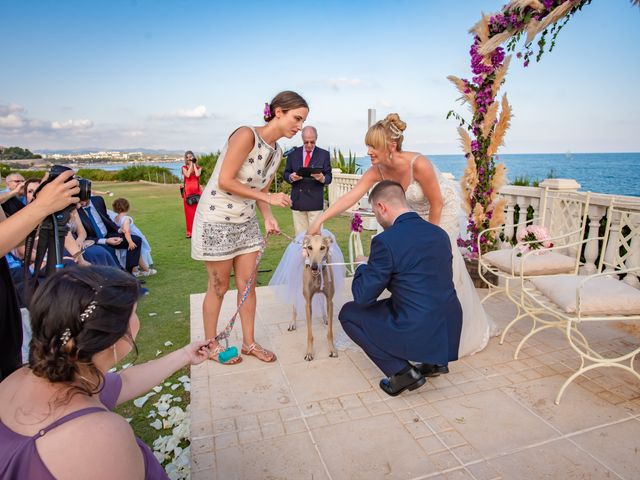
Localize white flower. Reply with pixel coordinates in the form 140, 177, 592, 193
171, 384, 180, 391
121, 363, 132, 370
150, 419, 163, 430
177, 375, 190, 384
152, 386, 162, 393
147, 411, 157, 418
155, 350, 162, 357
133, 392, 155, 408
149, 312, 157, 317
164, 340, 173, 346
174, 311, 182, 314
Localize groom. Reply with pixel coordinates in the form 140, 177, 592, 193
339, 180, 463, 396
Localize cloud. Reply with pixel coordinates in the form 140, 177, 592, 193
51, 119, 94, 131
0, 102, 94, 134
155, 105, 211, 120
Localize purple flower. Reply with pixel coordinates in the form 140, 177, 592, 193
351, 213, 363, 233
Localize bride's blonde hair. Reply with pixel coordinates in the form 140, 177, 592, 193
364, 113, 407, 152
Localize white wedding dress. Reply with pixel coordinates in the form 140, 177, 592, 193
381, 155, 497, 357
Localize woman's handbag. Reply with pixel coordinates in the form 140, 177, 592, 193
185, 194, 201, 206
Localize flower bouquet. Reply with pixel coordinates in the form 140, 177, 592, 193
516, 225, 554, 256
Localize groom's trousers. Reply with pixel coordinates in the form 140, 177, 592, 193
339, 301, 409, 377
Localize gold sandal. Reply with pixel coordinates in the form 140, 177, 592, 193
241, 342, 277, 363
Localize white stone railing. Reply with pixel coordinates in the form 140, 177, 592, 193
329, 171, 640, 284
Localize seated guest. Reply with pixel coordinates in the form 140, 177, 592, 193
0, 172, 26, 217
66, 209, 121, 268
339, 180, 463, 396
0, 266, 211, 479
77, 196, 142, 273
111, 198, 156, 277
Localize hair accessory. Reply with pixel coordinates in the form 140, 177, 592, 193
263, 102, 272, 120
388, 122, 403, 139
80, 300, 98, 323
60, 328, 72, 346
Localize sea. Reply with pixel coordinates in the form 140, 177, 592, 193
77, 152, 640, 197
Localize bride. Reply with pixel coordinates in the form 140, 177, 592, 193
308, 113, 496, 358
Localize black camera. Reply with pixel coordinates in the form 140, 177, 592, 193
25, 165, 92, 281
34, 165, 91, 220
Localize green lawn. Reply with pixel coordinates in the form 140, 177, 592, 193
92, 181, 373, 447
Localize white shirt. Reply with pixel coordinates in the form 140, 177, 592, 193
84, 201, 109, 244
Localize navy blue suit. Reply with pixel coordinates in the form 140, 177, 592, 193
339, 212, 463, 376
283, 146, 332, 211
77, 196, 142, 272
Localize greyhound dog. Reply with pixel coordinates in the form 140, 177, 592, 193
288, 234, 338, 361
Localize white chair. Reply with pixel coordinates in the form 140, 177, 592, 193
519, 204, 640, 404
478, 188, 591, 345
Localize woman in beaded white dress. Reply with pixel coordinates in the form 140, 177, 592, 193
309, 114, 496, 357
192, 91, 308, 364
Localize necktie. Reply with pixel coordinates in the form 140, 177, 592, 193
85, 206, 104, 239
304, 151, 311, 167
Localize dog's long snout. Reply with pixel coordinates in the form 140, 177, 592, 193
311, 262, 319, 271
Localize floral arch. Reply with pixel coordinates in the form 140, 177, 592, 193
449, 0, 639, 256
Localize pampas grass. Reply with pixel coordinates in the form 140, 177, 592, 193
460, 155, 478, 214
489, 198, 507, 229
487, 94, 512, 157
482, 101, 500, 137
536, 0, 577, 33
478, 30, 513, 56
508, 0, 544, 11
492, 55, 511, 97
473, 203, 486, 227
447, 75, 476, 107
469, 13, 490, 43
458, 127, 472, 155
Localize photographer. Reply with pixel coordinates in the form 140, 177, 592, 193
181, 150, 202, 238
1, 169, 79, 380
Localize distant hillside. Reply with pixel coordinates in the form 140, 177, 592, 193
34, 147, 185, 155
0, 146, 42, 160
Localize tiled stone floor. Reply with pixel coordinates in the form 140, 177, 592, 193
189, 281, 640, 479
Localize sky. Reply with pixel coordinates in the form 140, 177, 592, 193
0, 0, 639, 156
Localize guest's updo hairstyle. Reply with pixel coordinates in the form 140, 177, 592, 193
365, 113, 407, 152
263, 90, 309, 122
29, 266, 140, 398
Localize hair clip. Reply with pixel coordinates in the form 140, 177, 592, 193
263, 102, 272, 119
60, 328, 72, 346
80, 300, 98, 323
388, 123, 403, 139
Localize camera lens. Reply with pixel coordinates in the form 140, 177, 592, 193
78, 178, 92, 202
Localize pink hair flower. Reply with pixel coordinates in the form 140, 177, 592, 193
263, 102, 272, 120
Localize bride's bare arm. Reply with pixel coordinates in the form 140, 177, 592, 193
413, 156, 443, 226
307, 167, 380, 235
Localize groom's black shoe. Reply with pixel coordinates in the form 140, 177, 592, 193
379, 366, 426, 397
414, 363, 449, 377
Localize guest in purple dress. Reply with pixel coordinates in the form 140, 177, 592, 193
0, 266, 212, 479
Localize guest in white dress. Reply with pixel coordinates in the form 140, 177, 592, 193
191, 91, 308, 364
309, 113, 497, 359
110, 198, 156, 277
